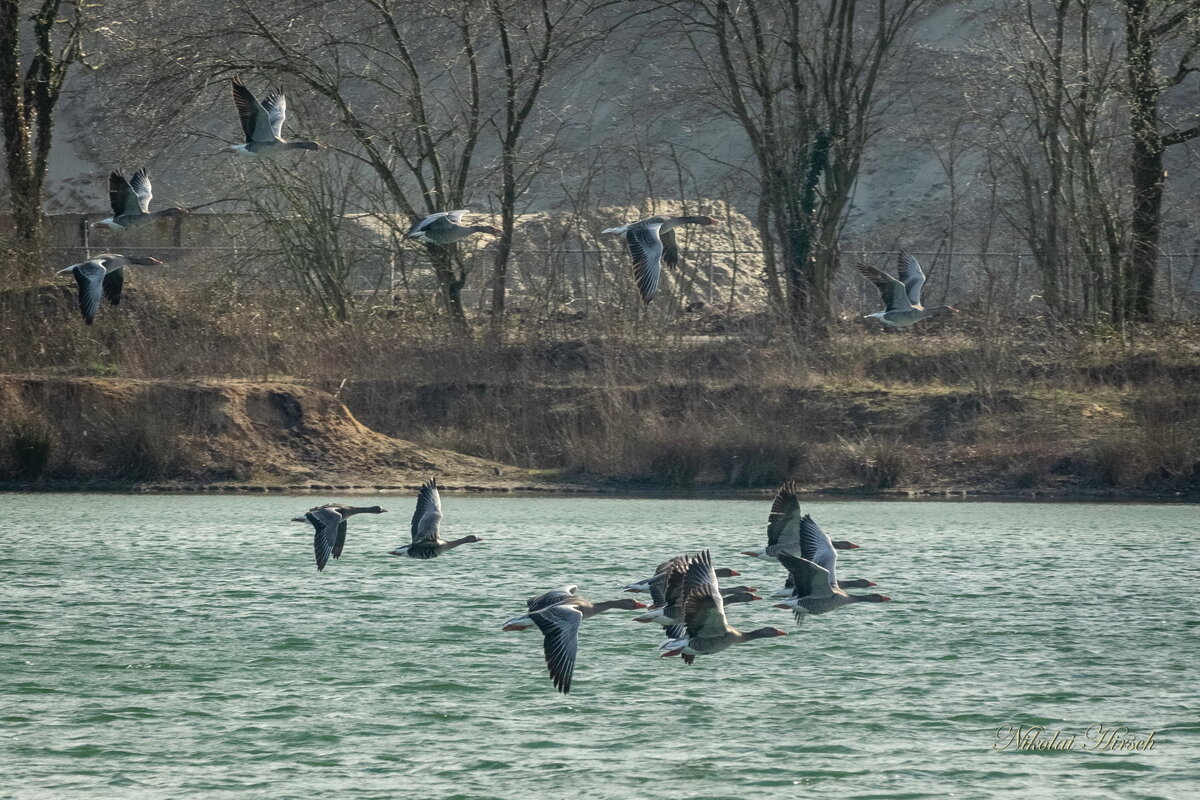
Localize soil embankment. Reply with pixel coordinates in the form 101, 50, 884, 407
0, 377, 533, 490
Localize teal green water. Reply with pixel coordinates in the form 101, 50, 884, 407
3, 494, 1198, 799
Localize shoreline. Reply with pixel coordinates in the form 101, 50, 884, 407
4, 480, 1197, 503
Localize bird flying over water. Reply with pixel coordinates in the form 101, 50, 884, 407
56, 253, 163, 325
388, 478, 482, 559
601, 213, 720, 304
658, 551, 787, 661
741, 482, 860, 560
292, 503, 388, 571
505, 585, 647, 693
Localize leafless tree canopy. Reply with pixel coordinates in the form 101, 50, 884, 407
2, 0, 1198, 328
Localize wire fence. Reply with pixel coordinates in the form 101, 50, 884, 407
44, 243, 1200, 319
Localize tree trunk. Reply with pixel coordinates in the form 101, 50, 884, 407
426, 244, 470, 332
1124, 0, 1162, 323
0, 0, 42, 265
491, 162, 516, 334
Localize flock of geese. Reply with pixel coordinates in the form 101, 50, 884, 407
295, 478, 891, 694
55, 75, 956, 325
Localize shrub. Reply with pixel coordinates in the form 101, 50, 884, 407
839, 435, 916, 489
5, 416, 55, 481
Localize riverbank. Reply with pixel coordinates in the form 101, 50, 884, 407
1, 370, 1197, 501
4, 283, 1198, 499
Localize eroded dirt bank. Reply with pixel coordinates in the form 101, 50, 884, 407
0, 377, 537, 490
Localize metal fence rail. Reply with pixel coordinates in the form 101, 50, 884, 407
44, 245, 1200, 317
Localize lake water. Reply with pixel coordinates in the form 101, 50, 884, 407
4, 494, 1198, 799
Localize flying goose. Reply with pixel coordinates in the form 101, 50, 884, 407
773, 551, 891, 623
601, 213, 720, 303
741, 482, 860, 559
387, 478, 481, 559
659, 551, 787, 661
56, 254, 163, 325
529, 604, 583, 694
857, 250, 957, 327
292, 503, 388, 571
91, 170, 187, 231
633, 556, 760, 632
509, 586, 647, 694
622, 564, 740, 593
771, 575, 877, 597
502, 587, 647, 631
222, 75, 322, 156
403, 210, 501, 246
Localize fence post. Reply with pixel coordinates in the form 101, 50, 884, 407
1165, 253, 1175, 319
78, 216, 89, 260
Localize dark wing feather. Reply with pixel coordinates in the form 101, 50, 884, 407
307, 508, 343, 571
331, 520, 349, 560
648, 555, 687, 607
530, 604, 582, 694
527, 588, 576, 613
101, 267, 124, 306
404, 541, 441, 560
856, 263, 911, 312
108, 171, 141, 217
660, 227, 680, 270
681, 551, 730, 639
625, 223, 665, 303
231, 76, 274, 143
73, 261, 105, 324
766, 481, 801, 548
647, 574, 669, 608
778, 552, 832, 599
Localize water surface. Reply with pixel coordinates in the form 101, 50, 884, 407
4, 495, 1198, 799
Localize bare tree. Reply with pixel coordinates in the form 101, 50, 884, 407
169, 0, 491, 330
486, 0, 598, 332
1120, 0, 1199, 322
974, 0, 1129, 320
645, 0, 924, 332
0, 0, 85, 271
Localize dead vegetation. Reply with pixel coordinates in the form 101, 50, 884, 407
2, 278, 1198, 495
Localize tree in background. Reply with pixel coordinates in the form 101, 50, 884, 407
1121, 0, 1199, 323
658, 0, 923, 332
486, 0, 598, 332
978, 0, 1128, 320
0, 0, 85, 272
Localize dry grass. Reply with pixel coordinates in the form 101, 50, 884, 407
4, 271, 1199, 493
2, 413, 56, 481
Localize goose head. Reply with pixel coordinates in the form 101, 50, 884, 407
611, 598, 649, 611
746, 627, 789, 640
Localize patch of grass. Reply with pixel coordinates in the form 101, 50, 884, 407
4, 415, 55, 481
1090, 438, 1144, 488
838, 435, 917, 489
101, 415, 194, 482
